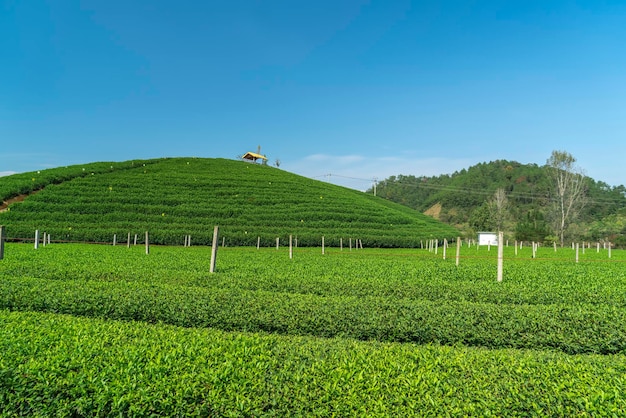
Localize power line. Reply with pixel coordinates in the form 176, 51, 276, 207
313, 173, 626, 207
386, 179, 626, 206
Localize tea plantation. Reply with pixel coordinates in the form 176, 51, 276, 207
0, 157, 458, 247
1, 159, 625, 415
1, 243, 625, 415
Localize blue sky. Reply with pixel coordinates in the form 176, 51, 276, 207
2, 1, 626, 190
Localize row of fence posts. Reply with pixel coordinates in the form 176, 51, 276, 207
21, 227, 367, 262
4, 227, 616, 278
19, 227, 218, 272
33, 230, 51, 249
428, 234, 503, 282
425, 237, 463, 268
25, 227, 371, 255
276, 236, 363, 257
429, 233, 614, 281
448, 237, 613, 262
283, 236, 365, 260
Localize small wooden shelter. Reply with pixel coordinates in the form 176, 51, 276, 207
242, 151, 268, 163
242, 146, 268, 163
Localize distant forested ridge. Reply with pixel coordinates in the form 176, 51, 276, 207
370, 160, 626, 246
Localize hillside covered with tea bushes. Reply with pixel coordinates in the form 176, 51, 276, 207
0, 158, 458, 247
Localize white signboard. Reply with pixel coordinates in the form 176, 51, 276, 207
478, 232, 498, 246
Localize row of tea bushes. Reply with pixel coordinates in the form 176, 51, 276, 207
1, 309, 625, 416
1, 273, 625, 355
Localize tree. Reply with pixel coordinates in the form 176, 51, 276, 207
546, 150, 587, 246
469, 202, 492, 231
488, 187, 510, 232
515, 208, 551, 243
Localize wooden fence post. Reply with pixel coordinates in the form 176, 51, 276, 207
276, 237, 279, 250
127, 232, 131, 248
575, 243, 579, 263
289, 235, 293, 259
442, 238, 447, 260
257, 236, 260, 250
145, 231, 150, 255
0, 226, 5, 260
497, 231, 504, 282
210, 225, 219, 273
322, 236, 325, 255
113, 234, 117, 246
455, 236, 460, 266
340, 238, 343, 251
34, 230, 39, 250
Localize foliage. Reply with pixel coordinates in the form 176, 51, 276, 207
515, 209, 552, 243
0, 158, 458, 247
0, 159, 158, 203
1, 244, 626, 415
373, 159, 626, 244
546, 150, 587, 246
1, 244, 626, 354
3, 310, 626, 416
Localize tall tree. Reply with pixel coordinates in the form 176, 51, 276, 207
546, 150, 587, 246
488, 187, 510, 232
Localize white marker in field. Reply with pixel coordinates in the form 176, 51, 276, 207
497, 231, 504, 282
210, 226, 219, 273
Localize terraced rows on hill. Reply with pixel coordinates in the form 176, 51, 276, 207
0, 158, 458, 246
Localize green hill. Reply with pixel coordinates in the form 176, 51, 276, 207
0, 158, 458, 247
372, 159, 626, 244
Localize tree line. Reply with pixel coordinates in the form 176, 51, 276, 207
371, 151, 626, 247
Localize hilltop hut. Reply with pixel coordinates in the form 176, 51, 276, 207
242, 151, 268, 163
242, 146, 268, 163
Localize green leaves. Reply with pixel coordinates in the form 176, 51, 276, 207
0, 158, 458, 246
2, 243, 626, 414
1, 244, 626, 354
1, 310, 626, 416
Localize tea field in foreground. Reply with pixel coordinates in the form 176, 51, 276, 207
1, 243, 626, 415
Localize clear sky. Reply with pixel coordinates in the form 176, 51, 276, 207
2, 1, 626, 190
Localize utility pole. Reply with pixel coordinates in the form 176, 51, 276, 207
372, 177, 378, 196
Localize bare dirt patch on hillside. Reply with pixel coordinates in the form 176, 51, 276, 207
424, 202, 442, 220
0, 191, 40, 213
